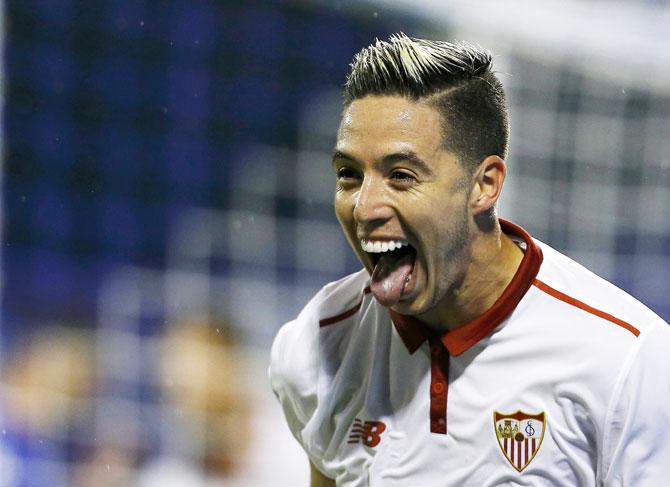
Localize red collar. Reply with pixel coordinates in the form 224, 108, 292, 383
390, 219, 543, 356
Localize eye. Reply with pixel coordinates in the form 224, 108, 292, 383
336, 167, 360, 180
390, 170, 416, 183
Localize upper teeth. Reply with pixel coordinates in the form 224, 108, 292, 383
361, 239, 408, 253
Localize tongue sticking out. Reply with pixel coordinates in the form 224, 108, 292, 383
370, 251, 415, 307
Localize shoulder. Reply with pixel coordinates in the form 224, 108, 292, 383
268, 269, 371, 438
599, 303, 670, 481
270, 269, 370, 379
532, 239, 667, 341
523, 240, 670, 477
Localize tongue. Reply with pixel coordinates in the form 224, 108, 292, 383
370, 252, 414, 307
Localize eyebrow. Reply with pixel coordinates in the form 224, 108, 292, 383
332, 149, 435, 176
382, 151, 435, 176
331, 150, 356, 167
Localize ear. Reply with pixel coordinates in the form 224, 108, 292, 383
469, 155, 506, 214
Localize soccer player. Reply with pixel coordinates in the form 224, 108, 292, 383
269, 33, 670, 486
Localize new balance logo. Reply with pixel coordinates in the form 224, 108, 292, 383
347, 418, 386, 447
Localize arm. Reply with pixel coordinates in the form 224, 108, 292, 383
310, 461, 336, 487
270, 321, 331, 484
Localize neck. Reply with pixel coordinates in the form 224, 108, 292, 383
418, 220, 524, 334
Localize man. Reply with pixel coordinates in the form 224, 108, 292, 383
269, 33, 670, 486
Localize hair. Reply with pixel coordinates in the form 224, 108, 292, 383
343, 33, 509, 170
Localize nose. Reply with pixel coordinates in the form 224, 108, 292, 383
353, 175, 393, 226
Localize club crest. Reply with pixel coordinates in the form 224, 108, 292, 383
493, 410, 546, 472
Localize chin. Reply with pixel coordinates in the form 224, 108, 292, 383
391, 294, 431, 316
391, 303, 421, 316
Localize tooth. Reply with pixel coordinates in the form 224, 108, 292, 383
361, 239, 411, 253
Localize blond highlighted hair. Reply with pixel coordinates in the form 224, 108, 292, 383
343, 33, 509, 167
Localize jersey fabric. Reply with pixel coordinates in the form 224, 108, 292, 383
269, 220, 670, 486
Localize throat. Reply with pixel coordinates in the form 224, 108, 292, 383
420, 233, 526, 332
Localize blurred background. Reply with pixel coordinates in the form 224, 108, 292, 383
0, 0, 668, 485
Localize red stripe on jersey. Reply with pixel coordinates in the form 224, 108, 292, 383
532, 279, 640, 337
319, 287, 371, 327
525, 437, 529, 464
428, 338, 449, 434
516, 441, 521, 469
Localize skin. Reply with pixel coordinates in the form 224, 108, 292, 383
310, 461, 336, 487
332, 95, 524, 332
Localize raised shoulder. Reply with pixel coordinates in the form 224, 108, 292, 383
269, 269, 370, 451
312, 269, 371, 327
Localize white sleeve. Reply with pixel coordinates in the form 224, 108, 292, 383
601, 323, 670, 485
268, 318, 319, 450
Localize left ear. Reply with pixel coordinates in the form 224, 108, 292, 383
469, 155, 506, 214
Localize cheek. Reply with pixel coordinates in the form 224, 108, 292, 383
334, 210, 356, 248
417, 202, 469, 262
334, 197, 362, 256
334, 192, 354, 224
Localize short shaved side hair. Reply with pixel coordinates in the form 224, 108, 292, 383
344, 33, 509, 170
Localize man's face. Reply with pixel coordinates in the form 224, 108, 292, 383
333, 95, 474, 315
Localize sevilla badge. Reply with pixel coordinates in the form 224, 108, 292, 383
493, 410, 546, 472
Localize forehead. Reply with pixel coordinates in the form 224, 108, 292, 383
337, 96, 444, 153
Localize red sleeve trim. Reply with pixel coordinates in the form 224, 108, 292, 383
319, 287, 371, 327
532, 279, 640, 337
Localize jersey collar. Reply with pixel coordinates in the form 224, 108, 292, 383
390, 219, 543, 356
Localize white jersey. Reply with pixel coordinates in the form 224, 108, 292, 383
269, 220, 670, 486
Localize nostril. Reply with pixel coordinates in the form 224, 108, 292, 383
353, 206, 393, 225
353, 185, 393, 224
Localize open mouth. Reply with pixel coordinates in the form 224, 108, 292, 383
361, 239, 417, 307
